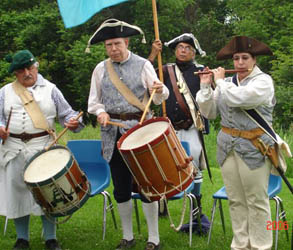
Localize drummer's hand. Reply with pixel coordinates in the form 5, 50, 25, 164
199, 67, 213, 85
212, 67, 225, 82
65, 118, 79, 131
149, 81, 164, 95
0, 126, 9, 140
97, 112, 110, 127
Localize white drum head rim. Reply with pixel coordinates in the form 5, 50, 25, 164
24, 147, 71, 183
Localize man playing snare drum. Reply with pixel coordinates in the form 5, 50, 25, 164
0, 50, 84, 250
87, 19, 169, 250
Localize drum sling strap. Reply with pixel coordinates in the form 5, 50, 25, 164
229, 74, 293, 195
12, 80, 50, 131
166, 64, 212, 181
106, 59, 149, 113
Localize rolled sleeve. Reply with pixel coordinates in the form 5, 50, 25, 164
52, 87, 84, 132
142, 60, 169, 105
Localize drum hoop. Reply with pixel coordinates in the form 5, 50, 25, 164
24, 145, 73, 186
117, 117, 171, 152
140, 174, 193, 201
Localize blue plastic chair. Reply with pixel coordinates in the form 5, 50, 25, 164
131, 141, 200, 247
67, 140, 117, 240
207, 174, 289, 250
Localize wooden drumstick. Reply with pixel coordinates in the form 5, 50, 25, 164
140, 89, 157, 124
106, 120, 126, 128
45, 111, 83, 151
2, 107, 13, 145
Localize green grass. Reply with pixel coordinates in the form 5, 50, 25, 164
1, 124, 292, 250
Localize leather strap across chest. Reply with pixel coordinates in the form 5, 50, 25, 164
166, 65, 191, 118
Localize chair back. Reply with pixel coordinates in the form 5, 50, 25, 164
67, 140, 110, 196
267, 174, 282, 198
181, 141, 191, 155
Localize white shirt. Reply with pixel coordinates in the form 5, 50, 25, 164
196, 65, 275, 120
88, 51, 169, 116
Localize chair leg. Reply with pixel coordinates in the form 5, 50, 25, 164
188, 195, 193, 247
99, 191, 118, 240
218, 200, 226, 234
187, 194, 194, 247
133, 199, 141, 235
4, 216, 8, 235
187, 193, 200, 247
272, 196, 280, 250
275, 196, 289, 241
207, 199, 218, 245
100, 192, 108, 240
103, 191, 117, 230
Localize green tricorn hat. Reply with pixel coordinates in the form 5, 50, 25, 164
6, 50, 36, 73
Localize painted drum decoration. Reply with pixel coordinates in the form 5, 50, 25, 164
24, 145, 91, 217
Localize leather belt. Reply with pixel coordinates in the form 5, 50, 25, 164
221, 127, 264, 139
109, 112, 142, 121
173, 119, 193, 131
10, 131, 49, 143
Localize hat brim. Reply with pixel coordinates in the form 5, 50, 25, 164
166, 37, 195, 50
164, 33, 206, 57
216, 36, 273, 60
90, 26, 141, 44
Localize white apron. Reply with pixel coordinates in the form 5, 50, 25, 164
0, 78, 56, 219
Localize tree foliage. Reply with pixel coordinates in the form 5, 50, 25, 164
0, 0, 292, 128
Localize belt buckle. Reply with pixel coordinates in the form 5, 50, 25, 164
20, 132, 31, 143
120, 113, 127, 120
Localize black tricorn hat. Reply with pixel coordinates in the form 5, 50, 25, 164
85, 18, 146, 52
216, 36, 273, 60
164, 33, 206, 57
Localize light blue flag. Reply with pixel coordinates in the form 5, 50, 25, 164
57, 0, 130, 28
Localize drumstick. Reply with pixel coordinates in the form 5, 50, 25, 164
45, 111, 83, 151
106, 120, 126, 128
140, 89, 157, 124
2, 107, 13, 145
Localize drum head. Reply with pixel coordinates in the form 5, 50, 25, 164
120, 121, 169, 150
24, 147, 71, 183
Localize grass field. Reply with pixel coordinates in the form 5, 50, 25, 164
0, 123, 292, 250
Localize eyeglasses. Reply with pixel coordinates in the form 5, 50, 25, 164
176, 44, 194, 52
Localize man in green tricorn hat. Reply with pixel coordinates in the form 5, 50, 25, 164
0, 49, 84, 250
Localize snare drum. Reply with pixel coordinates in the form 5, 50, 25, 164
24, 145, 90, 217
117, 117, 195, 201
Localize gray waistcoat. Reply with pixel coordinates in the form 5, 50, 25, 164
100, 53, 147, 162
217, 74, 275, 169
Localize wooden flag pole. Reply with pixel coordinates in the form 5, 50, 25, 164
151, 0, 166, 117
